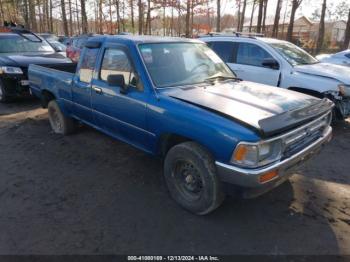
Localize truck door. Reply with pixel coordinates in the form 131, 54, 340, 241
71, 47, 99, 123
91, 45, 152, 151
229, 42, 280, 86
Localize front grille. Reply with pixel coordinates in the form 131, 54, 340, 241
282, 113, 331, 159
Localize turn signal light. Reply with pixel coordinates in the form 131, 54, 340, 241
259, 170, 278, 183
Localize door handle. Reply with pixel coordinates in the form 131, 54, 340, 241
92, 86, 102, 94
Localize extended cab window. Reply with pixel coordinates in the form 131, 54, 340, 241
78, 48, 99, 83
236, 43, 273, 67
210, 41, 235, 63
100, 49, 136, 87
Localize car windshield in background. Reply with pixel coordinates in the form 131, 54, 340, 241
139, 42, 235, 88
269, 42, 319, 66
49, 41, 67, 51
0, 35, 54, 53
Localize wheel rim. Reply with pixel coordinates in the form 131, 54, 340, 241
49, 106, 62, 133
172, 159, 204, 201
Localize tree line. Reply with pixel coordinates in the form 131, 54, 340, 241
0, 0, 349, 50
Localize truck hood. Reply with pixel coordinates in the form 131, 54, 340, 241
0, 52, 71, 67
294, 62, 350, 84
163, 81, 333, 137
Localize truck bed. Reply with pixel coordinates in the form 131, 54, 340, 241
28, 63, 77, 100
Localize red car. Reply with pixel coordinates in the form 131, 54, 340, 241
66, 36, 88, 62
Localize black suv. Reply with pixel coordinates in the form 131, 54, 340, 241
0, 26, 71, 102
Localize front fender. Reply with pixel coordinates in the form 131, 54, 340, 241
282, 71, 341, 94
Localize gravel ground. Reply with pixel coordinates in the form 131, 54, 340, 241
0, 100, 349, 255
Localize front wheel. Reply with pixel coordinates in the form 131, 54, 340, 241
48, 100, 77, 135
164, 142, 225, 215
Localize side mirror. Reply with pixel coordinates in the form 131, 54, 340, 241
107, 74, 128, 93
262, 58, 279, 70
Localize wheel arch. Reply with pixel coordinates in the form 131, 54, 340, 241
41, 89, 56, 108
158, 133, 193, 157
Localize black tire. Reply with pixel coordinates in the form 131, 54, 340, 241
164, 141, 225, 215
0, 80, 10, 103
48, 100, 77, 135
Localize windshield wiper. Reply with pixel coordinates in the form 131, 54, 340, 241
205, 75, 241, 83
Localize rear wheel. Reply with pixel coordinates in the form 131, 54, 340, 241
164, 142, 225, 215
48, 100, 77, 135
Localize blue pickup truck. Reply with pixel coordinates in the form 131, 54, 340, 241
29, 35, 333, 214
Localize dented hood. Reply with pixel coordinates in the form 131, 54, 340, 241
294, 62, 350, 84
163, 81, 333, 137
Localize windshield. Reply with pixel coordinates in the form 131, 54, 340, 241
139, 42, 235, 88
0, 35, 54, 53
269, 42, 318, 66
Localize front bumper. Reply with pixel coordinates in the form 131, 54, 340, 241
216, 126, 332, 196
1, 75, 31, 97
335, 97, 350, 118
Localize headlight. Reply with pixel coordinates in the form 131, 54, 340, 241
338, 84, 350, 97
231, 139, 282, 168
0, 66, 23, 74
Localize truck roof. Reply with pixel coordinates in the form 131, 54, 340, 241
86, 35, 203, 46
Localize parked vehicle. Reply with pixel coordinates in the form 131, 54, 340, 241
58, 36, 71, 46
46, 39, 67, 57
66, 35, 99, 62
29, 36, 333, 214
201, 35, 350, 120
316, 50, 350, 67
37, 33, 58, 41
0, 27, 71, 102
66, 36, 88, 62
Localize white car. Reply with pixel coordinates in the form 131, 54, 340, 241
316, 50, 350, 67
201, 35, 350, 119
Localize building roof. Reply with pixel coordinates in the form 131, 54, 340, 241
243, 15, 314, 28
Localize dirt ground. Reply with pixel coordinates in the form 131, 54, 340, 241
0, 100, 350, 255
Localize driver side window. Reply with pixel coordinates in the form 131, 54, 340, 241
100, 48, 138, 88
236, 42, 273, 67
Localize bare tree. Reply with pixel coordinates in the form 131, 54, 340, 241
130, 0, 135, 33
115, 0, 121, 33
29, 0, 38, 32
286, 0, 302, 41
316, 0, 326, 53
145, 0, 151, 34
49, 0, 53, 32
98, 0, 103, 34
272, 0, 282, 37
59, 0, 68, 35
68, 0, 73, 35
80, 0, 88, 33
256, 0, 263, 33
343, 8, 350, 50
185, 0, 190, 36
239, 0, 247, 32
262, 0, 268, 33
216, 0, 220, 32
108, 0, 113, 33
138, 0, 143, 34
249, 0, 257, 32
